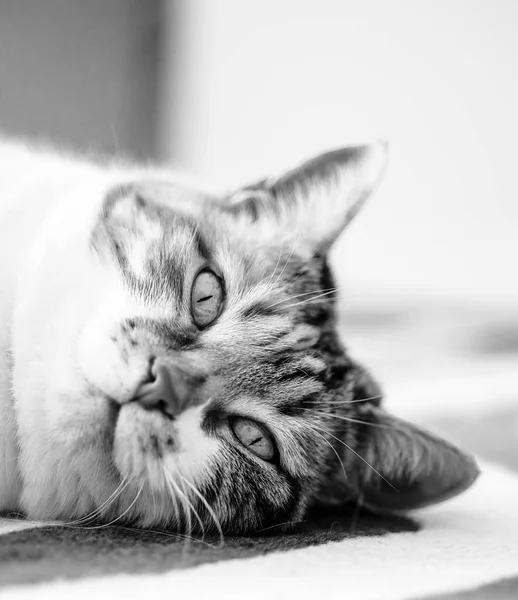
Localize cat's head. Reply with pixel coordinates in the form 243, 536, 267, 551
15, 142, 478, 534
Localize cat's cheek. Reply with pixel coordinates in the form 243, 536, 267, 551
76, 319, 149, 403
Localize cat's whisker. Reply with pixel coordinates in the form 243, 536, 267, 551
112, 524, 200, 544
256, 519, 306, 533
82, 484, 144, 530
180, 474, 206, 541
150, 484, 158, 523
269, 243, 285, 283
129, 522, 216, 546
272, 234, 301, 288
323, 394, 383, 406
155, 472, 207, 545
161, 466, 181, 530
163, 470, 192, 540
307, 422, 399, 492
61, 477, 130, 527
258, 242, 284, 289
299, 421, 348, 483
178, 475, 194, 543
84, 477, 131, 524
264, 287, 340, 311
162, 467, 204, 542
280, 288, 342, 311
304, 408, 396, 431
179, 474, 225, 548
162, 467, 188, 536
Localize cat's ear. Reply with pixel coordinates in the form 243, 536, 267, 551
319, 406, 480, 512
91, 184, 163, 259
100, 185, 160, 232
224, 142, 388, 252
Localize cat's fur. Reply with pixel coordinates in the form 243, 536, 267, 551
0, 138, 479, 534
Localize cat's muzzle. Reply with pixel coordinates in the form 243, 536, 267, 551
133, 359, 206, 419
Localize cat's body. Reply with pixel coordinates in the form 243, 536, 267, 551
0, 137, 478, 534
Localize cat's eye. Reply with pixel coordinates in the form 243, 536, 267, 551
231, 418, 275, 461
191, 270, 224, 328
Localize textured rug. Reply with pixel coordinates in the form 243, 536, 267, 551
1, 300, 517, 599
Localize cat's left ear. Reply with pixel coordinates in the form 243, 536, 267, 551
225, 142, 388, 252
318, 405, 480, 513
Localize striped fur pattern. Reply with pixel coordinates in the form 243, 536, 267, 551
0, 139, 478, 535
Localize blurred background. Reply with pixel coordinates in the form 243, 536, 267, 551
0, 0, 516, 429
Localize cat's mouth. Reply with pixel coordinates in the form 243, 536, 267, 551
86, 366, 189, 447
114, 400, 179, 446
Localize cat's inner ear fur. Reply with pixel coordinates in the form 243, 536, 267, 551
224, 142, 388, 252
319, 402, 480, 513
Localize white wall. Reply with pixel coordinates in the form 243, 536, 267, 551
159, 0, 518, 308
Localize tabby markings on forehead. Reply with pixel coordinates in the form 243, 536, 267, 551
119, 229, 207, 312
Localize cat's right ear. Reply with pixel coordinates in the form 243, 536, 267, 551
316, 404, 480, 514
223, 142, 388, 252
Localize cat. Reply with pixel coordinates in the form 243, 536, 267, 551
0, 137, 479, 534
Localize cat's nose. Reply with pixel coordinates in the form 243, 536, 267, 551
134, 360, 203, 418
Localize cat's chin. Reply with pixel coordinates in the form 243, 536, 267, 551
112, 403, 176, 491
112, 402, 220, 497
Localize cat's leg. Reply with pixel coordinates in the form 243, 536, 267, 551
14, 376, 121, 521
0, 344, 22, 513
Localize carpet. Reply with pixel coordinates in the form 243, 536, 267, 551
1, 298, 517, 599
